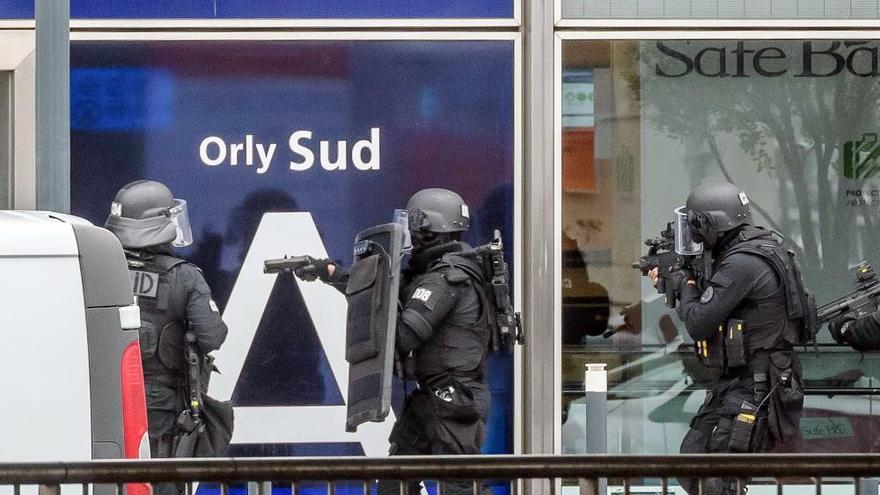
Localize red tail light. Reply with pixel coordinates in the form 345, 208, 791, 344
121, 340, 152, 495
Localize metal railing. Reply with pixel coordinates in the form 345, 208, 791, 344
5, 455, 880, 495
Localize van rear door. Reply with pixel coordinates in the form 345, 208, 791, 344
71, 222, 150, 461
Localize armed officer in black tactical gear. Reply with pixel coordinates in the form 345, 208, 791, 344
105, 180, 228, 464
296, 188, 492, 494
647, 182, 807, 495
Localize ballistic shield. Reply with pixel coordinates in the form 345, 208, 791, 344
344, 222, 404, 432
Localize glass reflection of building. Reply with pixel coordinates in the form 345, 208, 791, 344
561, 39, 880, 456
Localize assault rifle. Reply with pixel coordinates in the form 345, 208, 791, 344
263, 255, 312, 274
815, 262, 880, 327
461, 229, 524, 350
172, 331, 205, 457
632, 222, 712, 309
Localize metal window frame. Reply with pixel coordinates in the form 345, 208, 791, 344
553, 28, 880, 458
71, 30, 521, 40
557, 29, 880, 39
0, 29, 35, 209
552, 0, 880, 29
68, 29, 525, 456
522, 0, 557, 473
557, 19, 880, 28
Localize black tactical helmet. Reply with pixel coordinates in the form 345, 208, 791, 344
406, 188, 470, 234
685, 182, 752, 248
105, 180, 192, 249
111, 180, 175, 220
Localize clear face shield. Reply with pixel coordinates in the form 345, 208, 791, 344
393, 208, 413, 253
674, 206, 703, 256
168, 199, 194, 248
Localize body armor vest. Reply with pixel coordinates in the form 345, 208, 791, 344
698, 227, 808, 371
412, 253, 492, 382
126, 251, 188, 379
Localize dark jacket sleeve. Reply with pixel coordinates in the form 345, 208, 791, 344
395, 271, 459, 353
676, 253, 778, 341
841, 311, 880, 351
180, 264, 229, 354
327, 265, 350, 294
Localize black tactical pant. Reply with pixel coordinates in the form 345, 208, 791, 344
679, 376, 768, 495
679, 350, 804, 495
378, 385, 486, 495
146, 380, 185, 495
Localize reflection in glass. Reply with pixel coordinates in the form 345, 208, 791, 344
561, 40, 880, 458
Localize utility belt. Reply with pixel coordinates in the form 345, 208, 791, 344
695, 318, 748, 371
416, 369, 484, 393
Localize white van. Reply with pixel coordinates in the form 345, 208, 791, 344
0, 211, 149, 464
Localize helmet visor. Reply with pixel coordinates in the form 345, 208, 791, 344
168, 199, 193, 248
674, 206, 703, 256
393, 208, 413, 253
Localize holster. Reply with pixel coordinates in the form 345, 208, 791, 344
396, 375, 484, 455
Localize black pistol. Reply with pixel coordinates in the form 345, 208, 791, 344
263, 255, 313, 274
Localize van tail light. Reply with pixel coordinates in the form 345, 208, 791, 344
121, 340, 152, 495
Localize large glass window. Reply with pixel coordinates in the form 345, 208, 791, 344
69, 39, 516, 458
561, 38, 880, 456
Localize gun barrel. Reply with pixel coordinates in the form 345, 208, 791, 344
263, 255, 312, 274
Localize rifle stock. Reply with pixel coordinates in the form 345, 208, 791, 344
460, 230, 524, 349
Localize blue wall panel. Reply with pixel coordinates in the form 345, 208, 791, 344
1, 0, 512, 19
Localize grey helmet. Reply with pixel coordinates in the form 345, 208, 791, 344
685, 182, 752, 248
105, 180, 193, 249
406, 188, 470, 234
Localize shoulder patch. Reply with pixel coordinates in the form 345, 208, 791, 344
412, 287, 434, 303
700, 286, 714, 304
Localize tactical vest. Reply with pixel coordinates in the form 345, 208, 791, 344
126, 251, 189, 379
697, 227, 809, 371
412, 253, 492, 382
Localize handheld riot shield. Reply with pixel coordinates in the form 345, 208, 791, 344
344, 222, 403, 432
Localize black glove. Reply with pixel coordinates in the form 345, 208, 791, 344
829, 316, 855, 343
293, 256, 334, 282
670, 268, 694, 295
